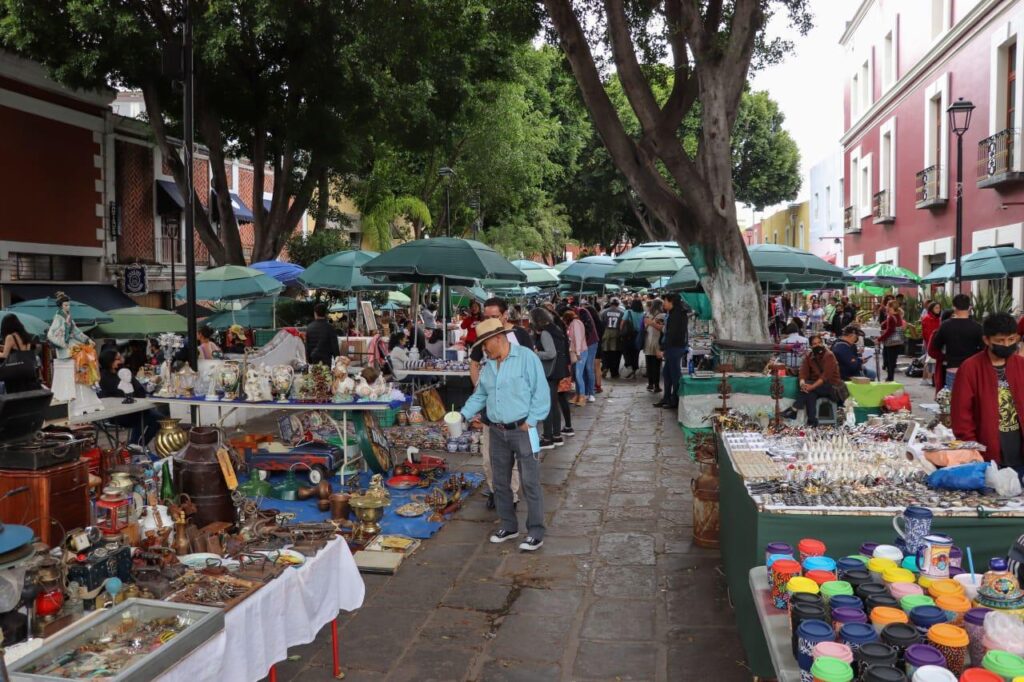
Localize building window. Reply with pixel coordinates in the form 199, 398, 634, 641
849, 151, 860, 213
882, 30, 894, 90
859, 153, 873, 219
1007, 40, 1017, 131
860, 59, 870, 110
851, 73, 860, 118
12, 253, 83, 281
930, 0, 950, 41
813, 193, 819, 219
923, 73, 949, 198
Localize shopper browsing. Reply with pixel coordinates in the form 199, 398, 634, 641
950, 313, 1024, 479
654, 293, 689, 409
832, 325, 876, 380
928, 294, 984, 390
460, 318, 550, 551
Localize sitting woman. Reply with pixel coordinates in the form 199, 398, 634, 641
97, 348, 163, 446
387, 332, 412, 381
424, 328, 445, 359
197, 325, 221, 360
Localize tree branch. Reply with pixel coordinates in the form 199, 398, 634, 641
195, 96, 245, 264
660, 0, 698, 131
603, 0, 661, 132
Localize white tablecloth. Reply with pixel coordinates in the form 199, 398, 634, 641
158, 537, 365, 682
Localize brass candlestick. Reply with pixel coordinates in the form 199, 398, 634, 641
768, 363, 786, 431
714, 364, 734, 414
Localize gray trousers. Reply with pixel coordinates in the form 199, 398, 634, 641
488, 426, 545, 540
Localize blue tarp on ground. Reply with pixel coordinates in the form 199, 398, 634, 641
249, 470, 484, 539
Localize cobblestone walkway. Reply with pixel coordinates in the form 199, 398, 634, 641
272, 380, 748, 681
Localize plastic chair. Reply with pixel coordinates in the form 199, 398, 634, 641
816, 400, 837, 426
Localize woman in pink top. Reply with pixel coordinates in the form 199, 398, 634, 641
563, 309, 588, 406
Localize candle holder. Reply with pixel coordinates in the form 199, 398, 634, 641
714, 363, 734, 415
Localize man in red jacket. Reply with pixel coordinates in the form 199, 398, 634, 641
951, 312, 1024, 479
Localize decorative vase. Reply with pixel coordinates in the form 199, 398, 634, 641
154, 418, 189, 458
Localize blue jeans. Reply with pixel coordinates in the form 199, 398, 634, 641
661, 347, 686, 406
583, 343, 598, 396
574, 359, 586, 397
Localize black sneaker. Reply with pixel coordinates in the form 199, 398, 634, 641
539, 438, 555, 450
552, 436, 565, 446
561, 428, 575, 437
483, 491, 496, 510
781, 407, 798, 420
490, 529, 520, 544
519, 536, 544, 551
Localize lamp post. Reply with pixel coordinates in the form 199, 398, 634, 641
163, 215, 180, 306
947, 96, 975, 292
438, 166, 456, 237
468, 194, 481, 239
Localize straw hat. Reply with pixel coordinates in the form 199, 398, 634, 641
472, 318, 507, 349
229, 324, 245, 337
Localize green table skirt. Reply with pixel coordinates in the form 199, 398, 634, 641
718, 438, 1022, 679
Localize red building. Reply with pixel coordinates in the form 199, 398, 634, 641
842, 0, 1024, 304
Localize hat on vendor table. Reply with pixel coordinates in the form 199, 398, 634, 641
472, 318, 507, 349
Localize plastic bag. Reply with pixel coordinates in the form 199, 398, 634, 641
926, 461, 988, 491
986, 461, 1023, 497
882, 392, 912, 413
984, 611, 1024, 656
0, 568, 26, 612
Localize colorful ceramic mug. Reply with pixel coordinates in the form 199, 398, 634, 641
893, 505, 933, 554
917, 534, 954, 579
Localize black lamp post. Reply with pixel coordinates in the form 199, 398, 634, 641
163, 215, 180, 305
947, 96, 975, 292
438, 166, 456, 237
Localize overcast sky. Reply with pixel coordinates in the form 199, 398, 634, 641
748, 0, 853, 213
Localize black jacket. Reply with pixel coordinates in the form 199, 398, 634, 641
305, 319, 340, 365
661, 305, 688, 349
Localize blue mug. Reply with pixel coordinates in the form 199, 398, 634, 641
892, 506, 932, 554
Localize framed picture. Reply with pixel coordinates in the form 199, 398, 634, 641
360, 300, 377, 334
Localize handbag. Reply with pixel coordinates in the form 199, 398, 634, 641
557, 376, 574, 393
0, 348, 37, 382
883, 319, 906, 347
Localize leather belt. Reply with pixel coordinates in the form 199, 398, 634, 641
491, 418, 527, 431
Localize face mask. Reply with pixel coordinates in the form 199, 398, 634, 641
812, 346, 825, 355
991, 342, 1018, 359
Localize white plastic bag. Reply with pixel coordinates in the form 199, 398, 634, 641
984, 611, 1024, 655
0, 567, 26, 612
985, 461, 1023, 497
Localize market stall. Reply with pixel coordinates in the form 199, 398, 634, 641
716, 425, 1024, 678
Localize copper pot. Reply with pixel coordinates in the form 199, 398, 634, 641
297, 480, 332, 501
329, 493, 350, 520
317, 499, 331, 513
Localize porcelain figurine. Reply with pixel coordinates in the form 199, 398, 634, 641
354, 376, 372, 399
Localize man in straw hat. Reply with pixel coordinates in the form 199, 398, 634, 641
460, 318, 549, 551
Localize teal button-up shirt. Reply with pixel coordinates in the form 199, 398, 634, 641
461, 344, 550, 427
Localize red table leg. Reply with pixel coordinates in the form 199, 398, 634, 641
331, 617, 343, 679
268, 665, 277, 682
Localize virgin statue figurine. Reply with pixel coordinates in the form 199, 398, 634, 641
47, 292, 102, 414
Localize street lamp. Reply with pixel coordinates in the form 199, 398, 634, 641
163, 214, 181, 307
947, 96, 975, 291
438, 167, 456, 237
468, 194, 481, 239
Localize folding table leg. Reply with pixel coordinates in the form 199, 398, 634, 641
332, 617, 344, 679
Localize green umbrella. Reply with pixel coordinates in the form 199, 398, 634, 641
175, 265, 285, 301
747, 244, 847, 278
298, 250, 396, 292
616, 241, 682, 257
0, 310, 49, 338
8, 297, 112, 327
848, 263, 920, 285
606, 247, 690, 282
329, 297, 406, 314
205, 297, 278, 330
388, 291, 411, 305
663, 263, 701, 291
94, 306, 188, 339
559, 255, 618, 285
509, 260, 560, 286
361, 237, 525, 285
553, 261, 573, 273
920, 246, 1024, 284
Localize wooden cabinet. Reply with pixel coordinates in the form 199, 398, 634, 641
0, 459, 90, 545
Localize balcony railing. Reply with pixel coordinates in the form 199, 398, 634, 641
977, 128, 1023, 188
872, 189, 895, 224
915, 165, 945, 208
843, 205, 859, 234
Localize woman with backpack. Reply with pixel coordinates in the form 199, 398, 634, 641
878, 300, 906, 382
530, 307, 570, 449
621, 299, 644, 379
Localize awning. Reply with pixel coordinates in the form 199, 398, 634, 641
4, 283, 137, 311
155, 179, 184, 215
211, 189, 255, 224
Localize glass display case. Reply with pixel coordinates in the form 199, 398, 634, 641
9, 598, 223, 681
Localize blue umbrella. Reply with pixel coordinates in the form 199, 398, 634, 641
250, 260, 305, 286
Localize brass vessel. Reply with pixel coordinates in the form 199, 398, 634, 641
349, 475, 389, 538
154, 418, 189, 457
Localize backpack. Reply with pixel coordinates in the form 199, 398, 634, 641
619, 314, 636, 343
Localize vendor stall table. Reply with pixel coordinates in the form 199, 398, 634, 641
5, 536, 364, 682
748, 568, 800, 682
399, 369, 471, 377
718, 435, 1024, 679
845, 380, 902, 407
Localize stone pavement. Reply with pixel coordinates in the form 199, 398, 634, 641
269, 379, 749, 682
